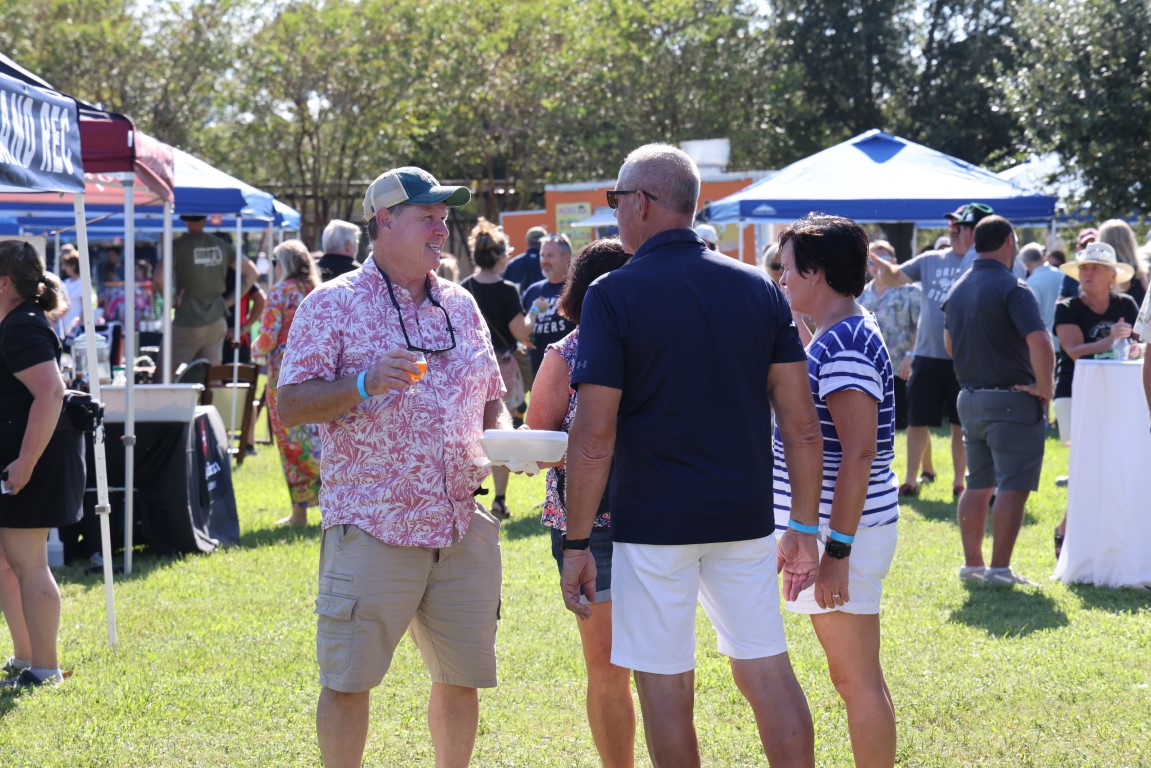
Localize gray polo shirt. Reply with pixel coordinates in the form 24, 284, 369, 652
942, 258, 1047, 389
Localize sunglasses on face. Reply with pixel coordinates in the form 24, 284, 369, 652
769, 263, 783, 271
606, 189, 659, 209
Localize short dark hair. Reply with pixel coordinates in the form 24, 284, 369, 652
974, 215, 1014, 254
777, 213, 869, 298
557, 238, 629, 324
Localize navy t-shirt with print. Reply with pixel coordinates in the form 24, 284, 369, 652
572, 228, 806, 545
522, 279, 572, 373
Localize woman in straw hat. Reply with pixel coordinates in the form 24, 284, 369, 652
1051, 241, 1141, 556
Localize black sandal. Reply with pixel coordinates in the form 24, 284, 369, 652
1054, 525, 1064, 559
919, 471, 936, 484
898, 483, 918, 498
490, 496, 511, 520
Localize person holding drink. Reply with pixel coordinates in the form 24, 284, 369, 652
276, 166, 508, 768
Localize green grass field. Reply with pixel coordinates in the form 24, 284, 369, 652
0, 428, 1148, 767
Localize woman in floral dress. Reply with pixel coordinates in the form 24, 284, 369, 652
253, 240, 322, 525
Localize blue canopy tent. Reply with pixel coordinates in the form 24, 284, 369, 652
0, 65, 121, 646
708, 130, 1058, 226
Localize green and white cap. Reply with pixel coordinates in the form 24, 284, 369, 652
362, 166, 471, 222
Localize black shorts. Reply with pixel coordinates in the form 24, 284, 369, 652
907, 356, 961, 427
550, 526, 614, 604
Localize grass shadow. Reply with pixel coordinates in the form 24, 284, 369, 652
236, 522, 323, 550
949, 584, 1069, 636
53, 550, 194, 588
905, 496, 1040, 528
1067, 582, 1151, 614
501, 514, 548, 541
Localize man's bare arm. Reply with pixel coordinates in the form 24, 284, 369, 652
277, 349, 422, 427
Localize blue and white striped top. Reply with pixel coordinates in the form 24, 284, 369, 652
773, 313, 899, 530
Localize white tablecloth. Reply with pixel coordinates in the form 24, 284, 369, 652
1054, 359, 1151, 587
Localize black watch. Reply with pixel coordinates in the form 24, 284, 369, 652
561, 536, 591, 551
825, 539, 852, 559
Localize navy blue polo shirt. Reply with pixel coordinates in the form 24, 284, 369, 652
571, 228, 805, 545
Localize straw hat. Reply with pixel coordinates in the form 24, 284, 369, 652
1059, 241, 1135, 282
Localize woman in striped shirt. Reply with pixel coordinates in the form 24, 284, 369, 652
773, 214, 899, 768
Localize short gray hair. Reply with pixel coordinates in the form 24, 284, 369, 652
1019, 242, 1046, 265
620, 143, 700, 217
322, 219, 361, 253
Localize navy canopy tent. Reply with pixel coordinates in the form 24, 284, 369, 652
707, 130, 1058, 225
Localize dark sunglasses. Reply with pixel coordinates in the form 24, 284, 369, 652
606, 189, 659, 209
382, 272, 457, 354
769, 262, 783, 271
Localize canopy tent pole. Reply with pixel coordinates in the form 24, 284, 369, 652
738, 221, 745, 264
911, 225, 919, 258
161, 204, 173, 384
122, 178, 137, 576
229, 216, 243, 455
52, 231, 60, 274
73, 193, 118, 648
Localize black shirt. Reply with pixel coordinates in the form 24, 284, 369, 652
460, 276, 522, 355
1053, 293, 1139, 399
317, 253, 359, 283
0, 302, 60, 428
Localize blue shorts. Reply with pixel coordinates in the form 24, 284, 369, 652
549, 525, 614, 604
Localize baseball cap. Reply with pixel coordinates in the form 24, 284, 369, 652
944, 202, 994, 225
362, 166, 471, 221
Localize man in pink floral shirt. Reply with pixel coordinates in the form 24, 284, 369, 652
277, 166, 509, 768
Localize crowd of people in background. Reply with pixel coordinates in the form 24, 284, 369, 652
3, 143, 1150, 768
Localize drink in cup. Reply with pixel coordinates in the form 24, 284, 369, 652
410, 351, 427, 382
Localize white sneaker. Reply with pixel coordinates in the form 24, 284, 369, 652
958, 565, 985, 583
983, 568, 1037, 587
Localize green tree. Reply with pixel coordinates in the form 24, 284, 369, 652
1002, 0, 1151, 217
894, 0, 1023, 167
764, 0, 916, 162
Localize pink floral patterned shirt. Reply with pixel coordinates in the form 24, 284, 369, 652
278, 257, 504, 547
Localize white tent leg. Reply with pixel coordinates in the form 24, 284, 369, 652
123, 179, 137, 576
161, 204, 173, 384
229, 217, 243, 458
73, 193, 118, 648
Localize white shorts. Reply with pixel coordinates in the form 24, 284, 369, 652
611, 537, 788, 675
782, 524, 898, 615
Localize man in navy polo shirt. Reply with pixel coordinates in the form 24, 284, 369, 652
559, 143, 825, 767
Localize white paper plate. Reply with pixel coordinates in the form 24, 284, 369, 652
480, 429, 568, 464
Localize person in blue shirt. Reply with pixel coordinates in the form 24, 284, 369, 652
521, 233, 574, 374
560, 143, 823, 767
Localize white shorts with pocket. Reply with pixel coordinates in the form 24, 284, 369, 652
781, 524, 898, 615
611, 536, 788, 675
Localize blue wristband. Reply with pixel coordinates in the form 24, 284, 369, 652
356, 370, 370, 401
828, 529, 855, 544
787, 519, 819, 535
